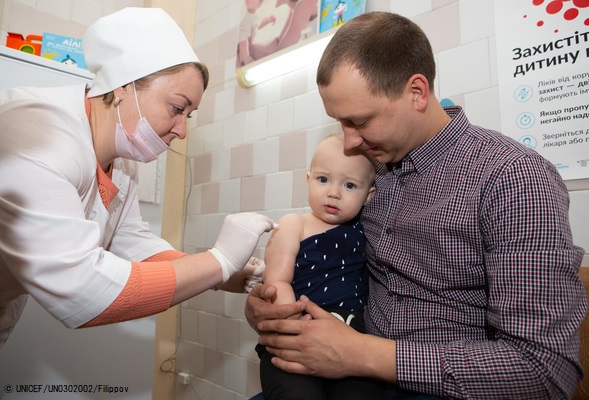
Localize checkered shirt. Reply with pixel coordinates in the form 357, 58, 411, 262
361, 106, 587, 399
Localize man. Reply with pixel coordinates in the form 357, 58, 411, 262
246, 11, 587, 399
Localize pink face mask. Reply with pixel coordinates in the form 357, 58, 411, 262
114, 82, 169, 163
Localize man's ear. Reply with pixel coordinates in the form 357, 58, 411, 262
408, 74, 430, 111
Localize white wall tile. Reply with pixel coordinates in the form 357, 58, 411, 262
180, 308, 200, 341
438, 39, 491, 98
176, 340, 205, 378
268, 98, 295, 137
185, 185, 202, 219
211, 383, 239, 400
218, 178, 241, 213
459, 0, 495, 45
71, 0, 103, 27
489, 35, 498, 87
238, 320, 259, 361
211, 149, 231, 182
415, 2, 460, 53
254, 79, 283, 108
181, 377, 214, 400
253, 137, 279, 176
215, 87, 236, 121
223, 353, 248, 394
389, 0, 433, 17
226, 1, 243, 31
223, 292, 248, 319
185, 290, 225, 315
366, 0, 391, 12
195, 0, 218, 23
464, 87, 501, 132
189, 125, 207, 156
244, 106, 268, 142
216, 316, 239, 354
14, 0, 37, 6
203, 120, 224, 153
245, 358, 262, 397
293, 90, 326, 132
203, 346, 225, 385
223, 112, 246, 149
185, 214, 206, 248
205, 213, 227, 248
265, 171, 293, 210
197, 311, 218, 349
117, 0, 145, 8
37, 0, 73, 20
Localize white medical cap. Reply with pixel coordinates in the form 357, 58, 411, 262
84, 7, 199, 97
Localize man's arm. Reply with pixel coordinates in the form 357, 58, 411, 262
258, 296, 398, 382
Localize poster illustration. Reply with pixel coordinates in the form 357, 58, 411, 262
319, 0, 366, 33
236, 0, 319, 68
494, 0, 589, 181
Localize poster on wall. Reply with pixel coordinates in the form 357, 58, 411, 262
494, 0, 589, 181
236, 0, 319, 68
319, 0, 367, 33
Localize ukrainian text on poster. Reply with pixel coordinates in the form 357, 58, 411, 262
494, 0, 589, 180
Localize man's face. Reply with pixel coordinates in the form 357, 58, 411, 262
319, 65, 424, 164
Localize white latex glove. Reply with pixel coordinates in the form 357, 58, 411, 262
208, 212, 275, 282
244, 257, 265, 293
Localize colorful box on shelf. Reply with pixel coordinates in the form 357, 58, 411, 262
41, 32, 87, 70
6, 33, 43, 55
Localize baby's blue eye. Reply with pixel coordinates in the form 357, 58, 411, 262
346, 182, 356, 189
319, 176, 328, 183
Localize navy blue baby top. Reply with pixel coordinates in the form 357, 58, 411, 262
291, 219, 368, 312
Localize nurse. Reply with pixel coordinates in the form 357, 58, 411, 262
0, 7, 274, 347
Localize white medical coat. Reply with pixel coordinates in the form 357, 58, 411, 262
0, 84, 173, 347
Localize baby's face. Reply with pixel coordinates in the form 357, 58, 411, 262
306, 140, 375, 226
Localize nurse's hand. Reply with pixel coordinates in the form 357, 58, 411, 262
245, 283, 306, 334
208, 213, 275, 282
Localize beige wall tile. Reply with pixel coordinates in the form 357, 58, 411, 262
240, 175, 266, 211
230, 143, 253, 179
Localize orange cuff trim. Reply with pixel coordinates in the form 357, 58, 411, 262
144, 250, 187, 262
80, 261, 176, 328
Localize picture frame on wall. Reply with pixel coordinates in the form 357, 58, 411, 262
236, 0, 320, 68
319, 0, 366, 33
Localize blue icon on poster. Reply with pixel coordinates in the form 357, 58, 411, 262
519, 135, 537, 149
516, 112, 535, 129
514, 85, 533, 102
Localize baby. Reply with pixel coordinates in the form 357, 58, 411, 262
256, 133, 385, 399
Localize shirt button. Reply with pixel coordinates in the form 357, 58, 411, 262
398, 180, 405, 187
385, 228, 392, 234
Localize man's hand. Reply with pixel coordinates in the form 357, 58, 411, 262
256, 296, 362, 378
244, 284, 306, 334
